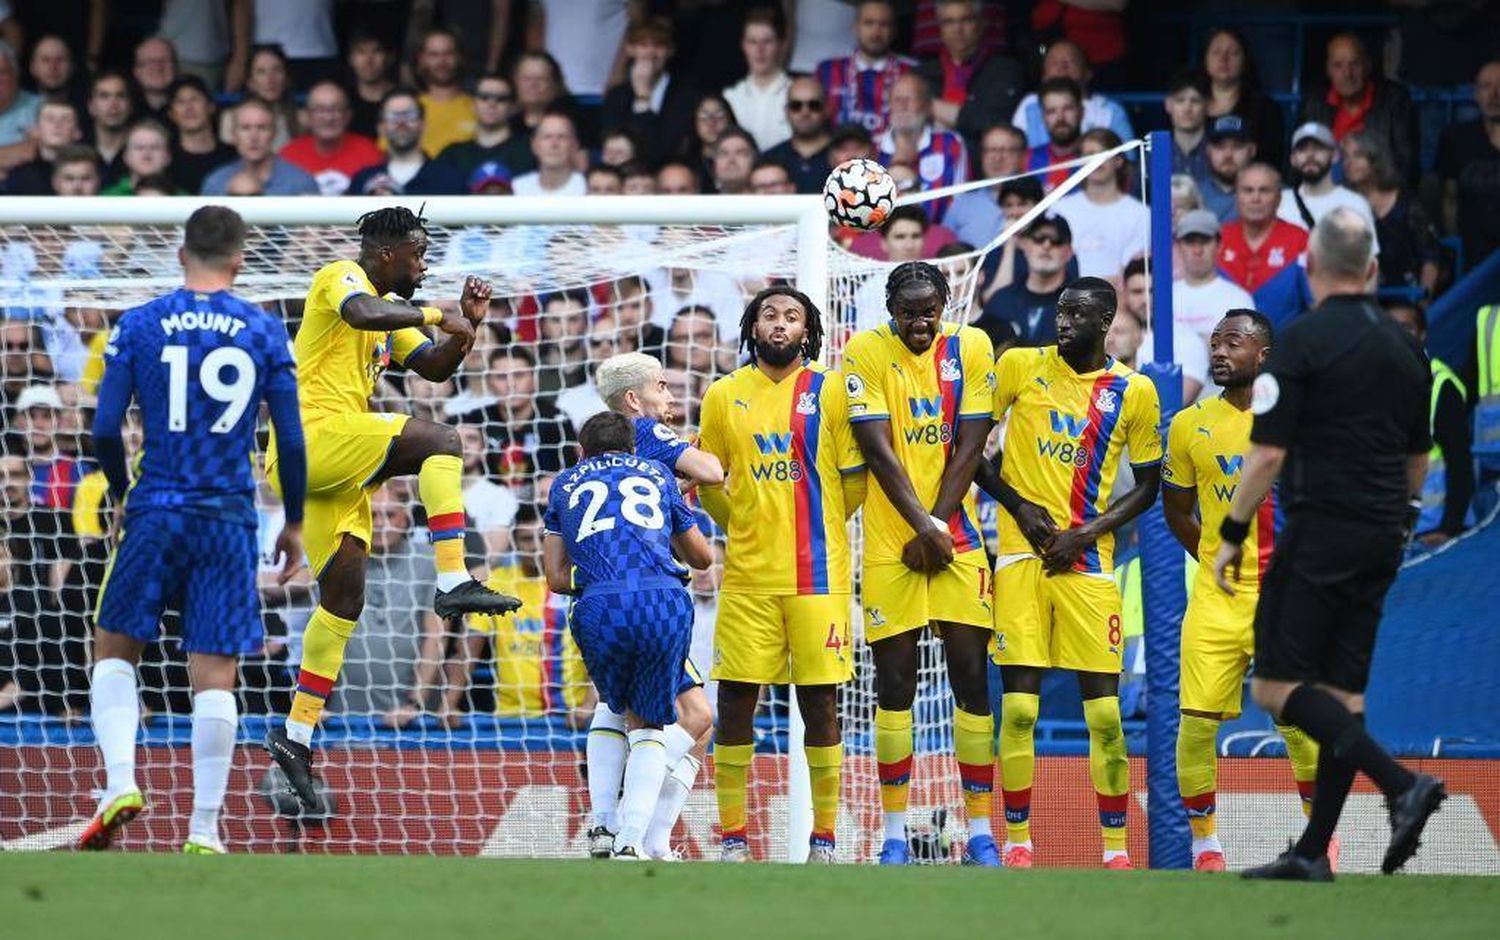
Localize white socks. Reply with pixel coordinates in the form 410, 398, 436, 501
969, 816, 992, 839
884, 812, 906, 842
618, 729, 669, 853
90, 659, 140, 797
644, 755, 699, 858
586, 704, 628, 832
434, 571, 468, 593
190, 690, 238, 843
285, 718, 314, 747
1192, 835, 1224, 857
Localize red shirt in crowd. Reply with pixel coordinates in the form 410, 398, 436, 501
279, 133, 385, 196
1218, 219, 1309, 292
1329, 82, 1376, 141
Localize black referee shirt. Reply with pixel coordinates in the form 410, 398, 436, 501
1249, 293, 1432, 527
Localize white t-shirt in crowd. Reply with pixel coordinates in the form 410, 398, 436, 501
253, 0, 337, 59
723, 72, 793, 151
789, 0, 857, 73
644, 268, 747, 340
1139, 324, 1211, 398
541, 0, 630, 98
1052, 192, 1151, 281
1172, 275, 1255, 346
463, 477, 520, 533
512, 171, 588, 196
1277, 184, 1381, 253
556, 380, 609, 432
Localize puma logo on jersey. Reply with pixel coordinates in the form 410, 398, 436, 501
1033, 376, 1050, 390
1196, 426, 1212, 439
733, 399, 750, 410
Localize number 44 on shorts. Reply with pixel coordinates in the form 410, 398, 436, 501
824, 622, 850, 662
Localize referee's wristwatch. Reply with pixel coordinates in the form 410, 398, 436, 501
1219, 515, 1251, 546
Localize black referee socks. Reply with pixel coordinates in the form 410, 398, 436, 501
1280, 685, 1417, 799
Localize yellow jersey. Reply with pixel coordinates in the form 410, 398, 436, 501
295, 260, 432, 423
992, 346, 1162, 574
698, 361, 863, 595
1163, 395, 1279, 593
843, 322, 995, 564
471, 564, 590, 718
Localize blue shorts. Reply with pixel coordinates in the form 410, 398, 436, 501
95, 510, 261, 656
571, 585, 693, 728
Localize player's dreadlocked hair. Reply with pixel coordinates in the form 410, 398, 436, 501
885, 261, 951, 312
739, 285, 824, 363
356, 205, 428, 249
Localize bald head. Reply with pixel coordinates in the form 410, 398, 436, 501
1326, 33, 1370, 100
1308, 207, 1376, 295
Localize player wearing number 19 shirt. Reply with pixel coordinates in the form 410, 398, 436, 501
81, 207, 307, 854
978, 278, 1161, 870
542, 412, 714, 859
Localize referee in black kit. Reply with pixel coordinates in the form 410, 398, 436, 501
1211, 207, 1445, 881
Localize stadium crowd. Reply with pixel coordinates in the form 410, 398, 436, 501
0, 0, 1496, 727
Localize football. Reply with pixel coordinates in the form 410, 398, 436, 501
823, 158, 898, 230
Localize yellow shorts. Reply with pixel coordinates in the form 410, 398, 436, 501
711, 592, 854, 686
267, 411, 409, 576
861, 549, 993, 644
992, 556, 1123, 673
1179, 581, 1258, 717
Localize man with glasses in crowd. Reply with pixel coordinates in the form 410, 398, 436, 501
764, 75, 833, 194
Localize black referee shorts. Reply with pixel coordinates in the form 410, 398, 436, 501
1252, 511, 1405, 693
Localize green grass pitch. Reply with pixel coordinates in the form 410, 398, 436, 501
2, 854, 1495, 939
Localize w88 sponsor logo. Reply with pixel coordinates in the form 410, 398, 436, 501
751, 458, 805, 482
903, 422, 953, 446
1037, 436, 1091, 468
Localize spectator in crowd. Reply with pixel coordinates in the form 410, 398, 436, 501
1170, 172, 1203, 277
279, 80, 383, 196
977, 177, 1048, 300
1033, 0, 1128, 87
1277, 122, 1379, 248
763, 75, 833, 194
599, 125, 644, 167
157, 0, 252, 93
878, 72, 969, 221
323, 486, 448, 723
683, 92, 736, 181
748, 158, 795, 195
1108, 259, 1150, 369
1341, 130, 1441, 295
0, 39, 38, 174
1199, 114, 1255, 222
1218, 163, 1308, 293
1025, 76, 1085, 192
85, 71, 134, 185
911, 0, 1007, 59
601, 17, 700, 164
3, 100, 80, 195
1165, 69, 1210, 184
510, 50, 573, 141
0, 322, 53, 430
201, 98, 319, 195
13, 384, 86, 511
1118, 256, 1210, 401
455, 345, 577, 481
536, 289, 591, 394
222, 166, 264, 196
656, 158, 701, 195
586, 163, 623, 195
101, 119, 176, 195
512, 110, 586, 196
533, 0, 631, 103
456, 422, 519, 559
164, 76, 237, 195
723, 7, 792, 152
607, 274, 667, 352
48, 145, 100, 196
555, 315, 626, 433
346, 31, 396, 139
933, 240, 984, 324
621, 161, 655, 194
710, 127, 757, 196
828, 121, 877, 168
1300, 32, 1418, 184
1436, 60, 1500, 270
1201, 27, 1285, 172
1012, 39, 1133, 149
1171, 209, 1252, 388
253, 0, 339, 90
27, 35, 83, 110
465, 160, 514, 195
132, 37, 178, 116
915, 0, 1023, 150
944, 124, 1028, 249
132, 173, 176, 196
665, 304, 737, 378
976, 213, 1072, 348
349, 90, 466, 195
437, 73, 536, 178
816, 0, 916, 136
414, 26, 476, 157
1053, 128, 1148, 285
222, 45, 299, 150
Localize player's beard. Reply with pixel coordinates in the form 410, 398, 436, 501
755, 338, 801, 367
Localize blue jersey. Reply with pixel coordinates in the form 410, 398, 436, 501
633, 416, 689, 474
97, 288, 299, 525
545, 452, 698, 591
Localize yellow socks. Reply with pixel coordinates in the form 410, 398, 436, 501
1084, 696, 1130, 853
418, 454, 467, 582
805, 743, 843, 848
1279, 723, 1320, 817
953, 708, 994, 835
1177, 713, 1221, 841
287, 606, 357, 745
874, 706, 913, 815
999, 692, 1039, 845
714, 742, 753, 845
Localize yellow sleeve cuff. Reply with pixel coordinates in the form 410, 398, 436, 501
420, 306, 443, 326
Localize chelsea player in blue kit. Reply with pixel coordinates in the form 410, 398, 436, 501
80, 207, 308, 855
581, 351, 724, 859
542, 411, 714, 860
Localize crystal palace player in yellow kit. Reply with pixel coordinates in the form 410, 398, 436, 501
1161, 310, 1322, 872
262, 208, 521, 809
697, 286, 865, 863
977, 277, 1161, 870
843, 262, 1000, 867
